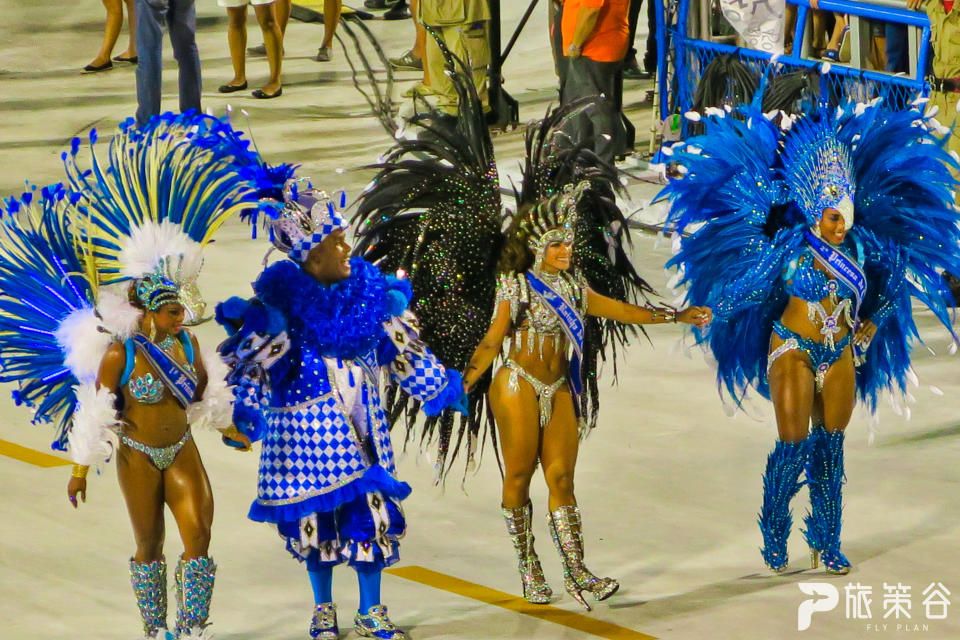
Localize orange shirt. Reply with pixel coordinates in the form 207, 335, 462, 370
560, 0, 630, 63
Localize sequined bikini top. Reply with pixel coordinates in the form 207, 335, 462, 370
121, 332, 196, 405
495, 271, 586, 354
784, 251, 856, 304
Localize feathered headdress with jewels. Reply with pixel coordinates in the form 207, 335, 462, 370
781, 117, 856, 228
352, 40, 650, 479
63, 112, 258, 323
261, 177, 349, 263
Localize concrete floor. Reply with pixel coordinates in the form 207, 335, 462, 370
1, 3, 959, 640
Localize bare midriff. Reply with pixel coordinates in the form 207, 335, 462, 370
505, 329, 570, 385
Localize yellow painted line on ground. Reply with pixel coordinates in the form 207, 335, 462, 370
386, 565, 657, 640
0, 439, 71, 467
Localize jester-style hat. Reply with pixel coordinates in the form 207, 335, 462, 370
781, 116, 856, 228
264, 177, 348, 263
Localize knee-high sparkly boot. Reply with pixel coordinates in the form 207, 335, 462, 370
758, 439, 809, 573
803, 425, 851, 574
129, 557, 170, 639
174, 556, 216, 638
502, 501, 553, 604
547, 505, 618, 611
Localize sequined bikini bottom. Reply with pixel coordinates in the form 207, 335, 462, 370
505, 359, 566, 429
767, 322, 852, 392
119, 427, 192, 470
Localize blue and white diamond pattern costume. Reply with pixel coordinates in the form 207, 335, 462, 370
217, 179, 466, 639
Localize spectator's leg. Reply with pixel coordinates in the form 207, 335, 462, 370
321, 0, 342, 49
90, 0, 125, 68
563, 58, 619, 164
134, 0, 165, 126
255, 2, 283, 94
644, 0, 657, 73
121, 0, 138, 59
624, 0, 643, 71
785, 4, 797, 55
224, 6, 248, 88
885, 23, 908, 74
551, 1, 567, 92
168, 0, 202, 114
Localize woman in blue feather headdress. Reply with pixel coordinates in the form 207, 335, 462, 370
660, 96, 960, 575
0, 112, 259, 639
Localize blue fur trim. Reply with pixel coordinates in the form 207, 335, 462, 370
254, 258, 392, 360
383, 276, 413, 316
422, 369, 469, 417
247, 465, 412, 524
215, 296, 250, 333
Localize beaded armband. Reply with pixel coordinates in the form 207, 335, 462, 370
495, 273, 521, 308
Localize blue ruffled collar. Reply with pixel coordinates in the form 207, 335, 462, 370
254, 257, 405, 360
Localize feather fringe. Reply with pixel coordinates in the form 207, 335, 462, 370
96, 284, 142, 339
67, 383, 121, 466
186, 347, 234, 431
54, 306, 111, 385
119, 220, 203, 282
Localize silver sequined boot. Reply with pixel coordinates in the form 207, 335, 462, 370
547, 505, 619, 611
310, 602, 339, 639
502, 501, 553, 604
174, 556, 216, 638
129, 556, 170, 639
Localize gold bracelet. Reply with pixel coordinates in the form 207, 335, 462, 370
71, 464, 89, 479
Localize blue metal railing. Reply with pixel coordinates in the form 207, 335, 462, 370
657, 0, 932, 126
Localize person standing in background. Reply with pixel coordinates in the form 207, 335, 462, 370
85, 0, 137, 73
561, 0, 630, 163
218, 0, 284, 98
419, 0, 491, 115
134, 0, 202, 126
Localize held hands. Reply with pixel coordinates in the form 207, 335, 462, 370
854, 319, 877, 349
221, 425, 252, 452
677, 306, 713, 328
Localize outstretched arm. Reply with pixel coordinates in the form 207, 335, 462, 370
463, 300, 513, 393
586, 288, 712, 328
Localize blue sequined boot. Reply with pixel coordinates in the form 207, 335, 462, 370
174, 556, 216, 638
129, 557, 172, 639
758, 439, 809, 573
803, 425, 852, 575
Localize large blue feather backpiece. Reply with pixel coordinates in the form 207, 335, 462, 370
0, 184, 95, 450
660, 97, 960, 412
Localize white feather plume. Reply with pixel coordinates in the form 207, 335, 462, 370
67, 383, 122, 466
186, 347, 234, 431
55, 306, 110, 384
96, 284, 142, 339
119, 220, 203, 282
176, 626, 215, 640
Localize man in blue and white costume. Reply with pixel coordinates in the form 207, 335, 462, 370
216, 178, 467, 640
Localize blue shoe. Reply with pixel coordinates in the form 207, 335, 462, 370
354, 604, 409, 640
310, 602, 339, 639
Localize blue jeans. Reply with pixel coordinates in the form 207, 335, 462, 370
135, 0, 202, 126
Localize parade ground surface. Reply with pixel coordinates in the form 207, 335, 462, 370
1, 2, 958, 639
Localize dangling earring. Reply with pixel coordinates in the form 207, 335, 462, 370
146, 314, 156, 342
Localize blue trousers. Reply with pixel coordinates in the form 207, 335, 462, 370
135, 0, 202, 126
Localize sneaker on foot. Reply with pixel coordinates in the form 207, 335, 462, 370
354, 605, 408, 640
310, 602, 338, 640
248, 43, 267, 56
389, 49, 422, 71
